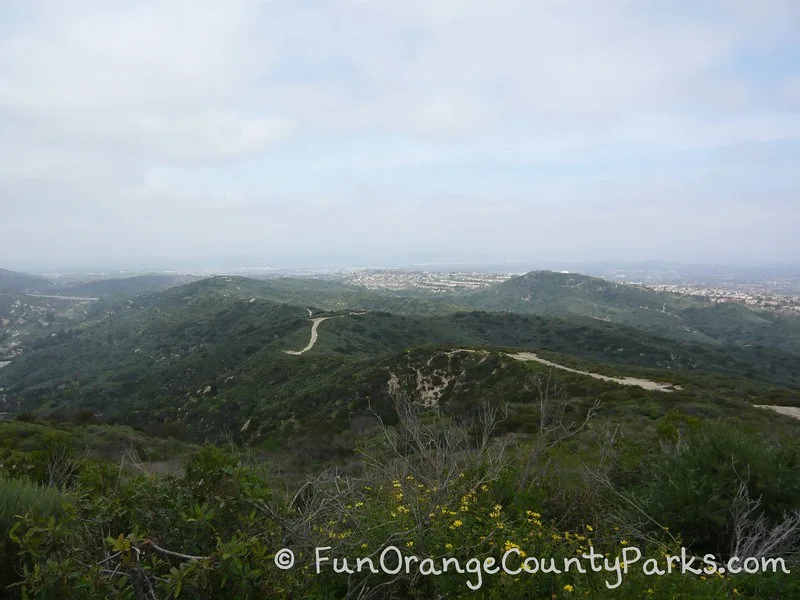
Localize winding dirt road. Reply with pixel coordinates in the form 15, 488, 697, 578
284, 317, 332, 355
506, 351, 682, 392
284, 312, 366, 355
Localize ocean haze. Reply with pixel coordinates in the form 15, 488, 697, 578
1, 0, 798, 269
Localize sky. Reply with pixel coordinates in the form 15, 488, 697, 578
1, 0, 799, 271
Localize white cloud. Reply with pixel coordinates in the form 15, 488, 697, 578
783, 76, 800, 105
0, 0, 798, 267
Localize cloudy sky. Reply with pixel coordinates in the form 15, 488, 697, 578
1, 0, 799, 270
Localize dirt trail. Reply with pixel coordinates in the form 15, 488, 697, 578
25, 293, 99, 301
754, 405, 800, 421
404, 349, 800, 417
506, 351, 682, 392
284, 312, 366, 355
284, 317, 332, 355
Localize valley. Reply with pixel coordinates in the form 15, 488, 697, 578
1, 266, 799, 599
2, 269, 799, 439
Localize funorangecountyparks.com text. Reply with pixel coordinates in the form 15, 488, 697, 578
271, 545, 791, 591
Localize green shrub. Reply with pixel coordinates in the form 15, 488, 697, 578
0, 477, 64, 593
638, 421, 800, 556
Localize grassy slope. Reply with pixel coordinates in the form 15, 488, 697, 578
0, 419, 193, 463
165, 276, 462, 316
449, 270, 800, 353
2, 274, 798, 445
55, 274, 200, 298
0, 268, 52, 293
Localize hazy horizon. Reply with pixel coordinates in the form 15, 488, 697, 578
5, 257, 800, 278
2, 1, 799, 267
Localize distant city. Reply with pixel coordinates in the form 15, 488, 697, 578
19, 261, 800, 315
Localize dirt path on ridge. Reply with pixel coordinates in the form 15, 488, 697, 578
284, 312, 367, 355
754, 405, 800, 421
284, 317, 332, 355
506, 351, 682, 392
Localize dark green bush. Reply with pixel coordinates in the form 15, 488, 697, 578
638, 421, 800, 555
0, 477, 63, 593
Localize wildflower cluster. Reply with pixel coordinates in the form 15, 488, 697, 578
300, 475, 745, 599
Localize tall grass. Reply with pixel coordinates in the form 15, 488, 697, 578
0, 476, 63, 535
1, 477, 64, 593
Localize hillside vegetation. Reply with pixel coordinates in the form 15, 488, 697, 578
0, 269, 52, 293
450, 270, 800, 353
0, 272, 798, 599
55, 274, 200, 298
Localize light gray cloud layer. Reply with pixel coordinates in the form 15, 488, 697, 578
1, 0, 799, 269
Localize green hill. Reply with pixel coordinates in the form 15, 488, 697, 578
450, 270, 800, 353
55, 274, 200, 298
0, 268, 52, 293
3, 276, 799, 444
2, 275, 800, 599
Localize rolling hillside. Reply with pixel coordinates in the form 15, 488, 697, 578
2, 275, 799, 444
0, 268, 52, 293
3, 273, 800, 600
450, 270, 800, 353
55, 274, 200, 298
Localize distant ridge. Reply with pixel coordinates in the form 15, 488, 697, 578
449, 270, 800, 353
0, 268, 53, 293
56, 274, 200, 297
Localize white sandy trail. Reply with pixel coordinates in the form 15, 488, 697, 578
506, 351, 682, 392
284, 312, 366, 356
284, 317, 332, 355
754, 405, 800, 421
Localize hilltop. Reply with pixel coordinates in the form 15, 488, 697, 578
450, 270, 800, 353
0, 268, 52, 293
54, 274, 200, 298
